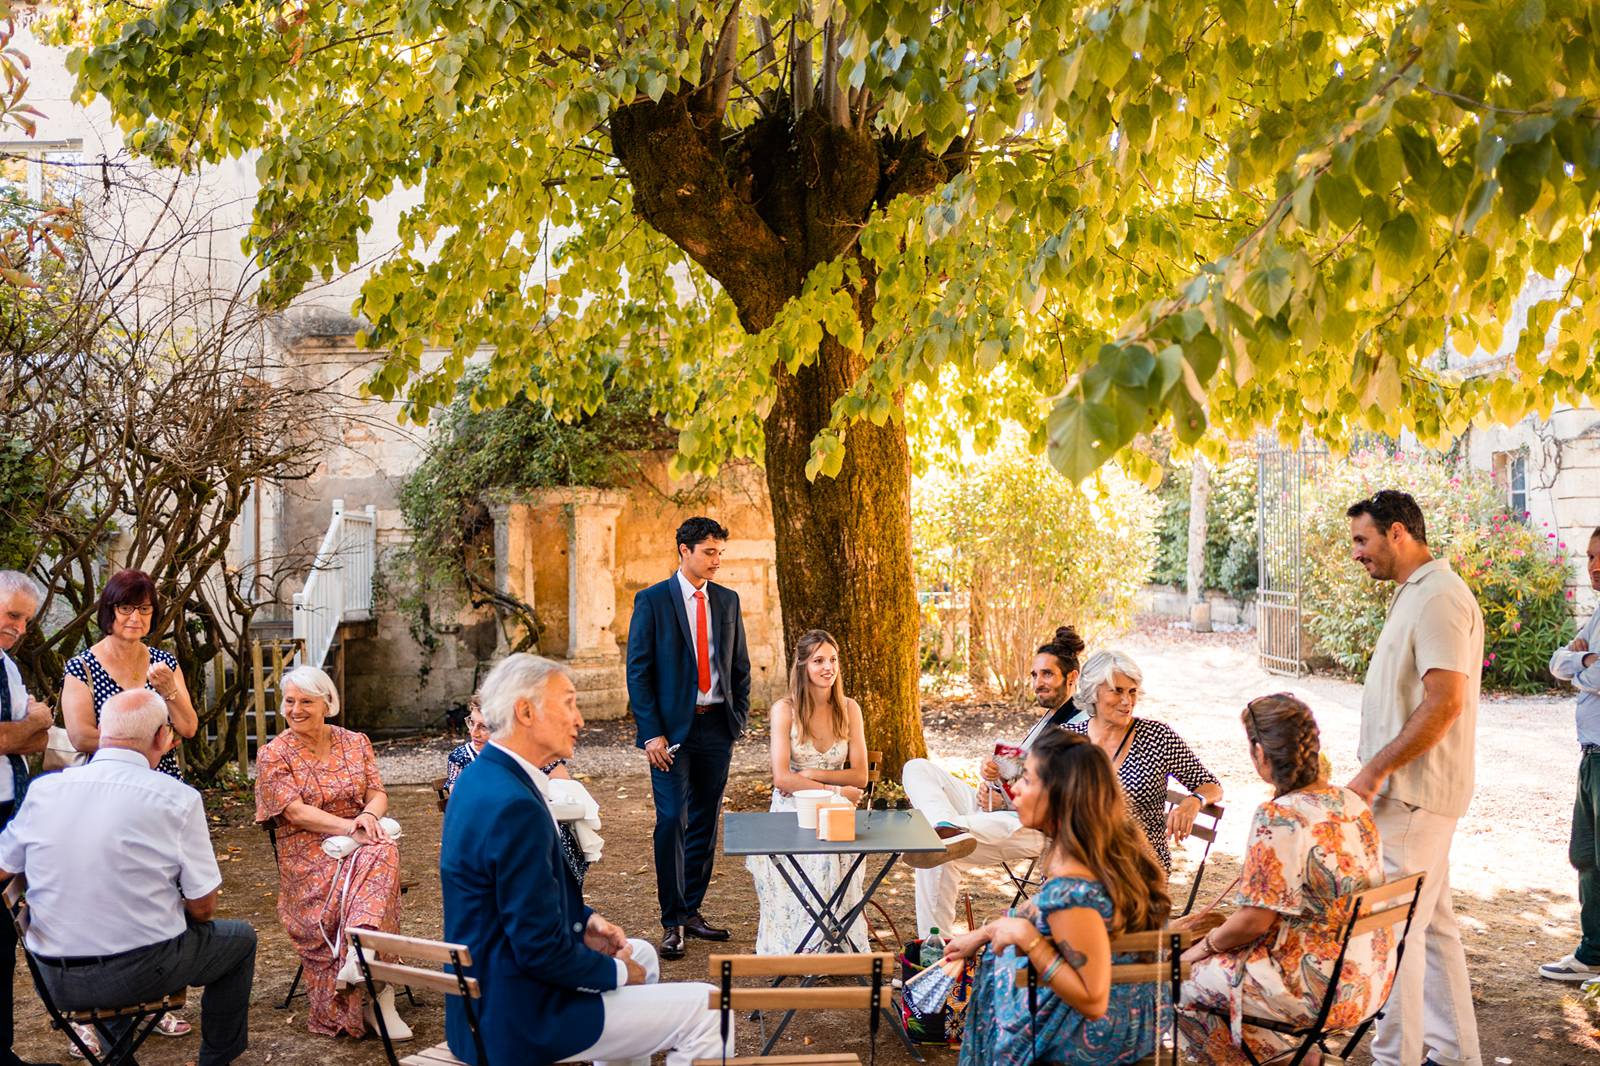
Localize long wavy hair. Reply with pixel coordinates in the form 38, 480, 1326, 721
787, 629, 849, 747
1029, 729, 1170, 934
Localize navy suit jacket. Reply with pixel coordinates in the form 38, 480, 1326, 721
442, 744, 617, 1065
626, 575, 751, 747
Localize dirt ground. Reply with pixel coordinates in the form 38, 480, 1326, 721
11, 625, 1599, 1065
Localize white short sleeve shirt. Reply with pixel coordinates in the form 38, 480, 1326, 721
1358, 559, 1483, 818
0, 747, 222, 956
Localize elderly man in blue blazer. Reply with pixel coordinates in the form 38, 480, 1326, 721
626, 516, 751, 959
441, 654, 729, 1065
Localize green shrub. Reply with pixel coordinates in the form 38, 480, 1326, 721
1151, 452, 1259, 600
913, 435, 1159, 700
1300, 449, 1571, 690
1450, 516, 1576, 691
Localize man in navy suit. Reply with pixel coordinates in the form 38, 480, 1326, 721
441, 654, 729, 1066
626, 517, 751, 959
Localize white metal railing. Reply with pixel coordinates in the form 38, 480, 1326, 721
292, 499, 377, 671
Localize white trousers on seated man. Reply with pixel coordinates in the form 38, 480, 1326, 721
902, 758, 1047, 936
560, 939, 732, 1066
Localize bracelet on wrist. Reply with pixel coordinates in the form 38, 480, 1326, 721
1040, 957, 1063, 985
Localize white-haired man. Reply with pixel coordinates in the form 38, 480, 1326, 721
0, 688, 256, 1066
0, 571, 56, 1066
441, 653, 729, 1066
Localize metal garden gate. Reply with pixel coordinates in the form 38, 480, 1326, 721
1256, 437, 1327, 675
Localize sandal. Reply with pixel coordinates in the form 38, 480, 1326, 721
67, 1023, 101, 1060
154, 1011, 193, 1037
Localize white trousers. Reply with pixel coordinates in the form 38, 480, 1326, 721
901, 758, 1047, 936
561, 940, 732, 1066
1369, 798, 1481, 1066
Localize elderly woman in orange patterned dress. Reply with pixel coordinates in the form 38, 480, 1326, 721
255, 666, 411, 1041
1176, 694, 1394, 1065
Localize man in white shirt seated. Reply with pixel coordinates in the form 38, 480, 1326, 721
0, 689, 256, 1066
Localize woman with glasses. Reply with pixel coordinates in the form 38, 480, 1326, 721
1176, 694, 1391, 1065
62, 569, 197, 782
1063, 649, 1223, 871
60, 568, 199, 1051
445, 694, 590, 888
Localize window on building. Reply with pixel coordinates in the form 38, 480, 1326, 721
0, 141, 86, 208
1492, 450, 1528, 519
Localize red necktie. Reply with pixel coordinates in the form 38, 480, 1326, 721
694, 590, 712, 694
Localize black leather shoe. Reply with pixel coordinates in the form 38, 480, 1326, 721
684, 913, 731, 941
661, 925, 686, 958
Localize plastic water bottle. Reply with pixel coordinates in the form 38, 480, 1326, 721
920, 928, 945, 968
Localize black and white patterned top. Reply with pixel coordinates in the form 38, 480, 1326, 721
64, 646, 183, 780
1064, 716, 1217, 871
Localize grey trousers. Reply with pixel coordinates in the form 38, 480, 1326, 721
37, 919, 256, 1066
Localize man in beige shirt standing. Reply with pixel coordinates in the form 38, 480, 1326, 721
1346, 490, 1482, 1066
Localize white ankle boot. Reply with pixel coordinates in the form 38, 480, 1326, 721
364, 984, 413, 1042
335, 942, 363, 988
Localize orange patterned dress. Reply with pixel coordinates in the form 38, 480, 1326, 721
1177, 783, 1394, 1065
255, 726, 402, 1037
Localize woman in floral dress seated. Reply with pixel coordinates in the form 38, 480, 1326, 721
1177, 693, 1394, 1065
944, 729, 1169, 1066
747, 629, 868, 953
255, 665, 412, 1041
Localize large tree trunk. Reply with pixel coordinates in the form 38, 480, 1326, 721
611, 94, 952, 776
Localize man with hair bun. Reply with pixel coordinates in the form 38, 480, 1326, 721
1345, 489, 1482, 1066
1540, 526, 1600, 990
901, 625, 1086, 936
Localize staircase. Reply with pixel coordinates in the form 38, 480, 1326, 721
292, 499, 378, 673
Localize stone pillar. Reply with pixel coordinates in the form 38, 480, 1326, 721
551, 488, 630, 719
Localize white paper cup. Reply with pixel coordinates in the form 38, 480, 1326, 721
794, 789, 833, 829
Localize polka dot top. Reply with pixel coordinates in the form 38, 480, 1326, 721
65, 646, 183, 780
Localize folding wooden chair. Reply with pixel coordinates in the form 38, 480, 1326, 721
1016, 927, 1193, 1066
3, 875, 186, 1066
1188, 870, 1427, 1065
862, 751, 882, 809
1000, 853, 1047, 906
1164, 788, 1226, 917
262, 820, 416, 1009
350, 929, 485, 1066
694, 952, 893, 1066
432, 777, 450, 813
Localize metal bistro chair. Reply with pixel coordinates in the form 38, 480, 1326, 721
1016, 927, 1193, 1066
1164, 788, 1226, 918
351, 928, 485, 1066
1189, 870, 1428, 1065
4, 874, 186, 1066
263, 820, 416, 1009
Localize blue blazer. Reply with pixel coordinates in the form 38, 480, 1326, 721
442, 744, 618, 1065
626, 575, 751, 747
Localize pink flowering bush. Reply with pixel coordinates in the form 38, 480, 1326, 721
1448, 517, 1575, 691
1297, 449, 1573, 689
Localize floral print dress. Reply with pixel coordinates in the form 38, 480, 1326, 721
1177, 784, 1393, 1065
959, 877, 1159, 1066
256, 726, 403, 1037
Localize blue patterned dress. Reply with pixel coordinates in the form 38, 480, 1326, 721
958, 876, 1159, 1066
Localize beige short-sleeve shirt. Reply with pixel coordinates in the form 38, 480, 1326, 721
1358, 559, 1483, 818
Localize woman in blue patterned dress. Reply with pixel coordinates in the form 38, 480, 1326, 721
945, 729, 1170, 1066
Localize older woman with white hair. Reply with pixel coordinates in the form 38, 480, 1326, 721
1063, 649, 1223, 871
254, 666, 409, 1042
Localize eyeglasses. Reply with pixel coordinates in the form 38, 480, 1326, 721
114, 604, 154, 618
1245, 692, 1296, 739
468, 720, 490, 735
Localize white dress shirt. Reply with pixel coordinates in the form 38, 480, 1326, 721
675, 570, 723, 704
0, 651, 25, 803
491, 742, 629, 987
0, 747, 221, 957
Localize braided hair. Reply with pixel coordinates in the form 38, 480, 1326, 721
1242, 693, 1323, 796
